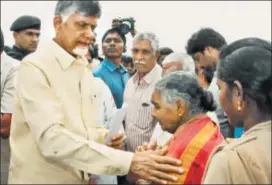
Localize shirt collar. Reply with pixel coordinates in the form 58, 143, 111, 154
243, 120, 271, 136
132, 64, 162, 85
1, 52, 19, 74
1, 52, 18, 64
49, 40, 83, 70
12, 45, 30, 56
103, 58, 127, 73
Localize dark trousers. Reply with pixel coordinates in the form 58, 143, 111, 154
117, 175, 130, 185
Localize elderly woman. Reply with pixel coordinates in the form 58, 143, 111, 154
204, 38, 271, 184
137, 71, 224, 184
146, 53, 219, 148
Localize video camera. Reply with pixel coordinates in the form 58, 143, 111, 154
112, 17, 136, 35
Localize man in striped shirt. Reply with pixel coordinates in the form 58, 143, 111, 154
124, 32, 162, 153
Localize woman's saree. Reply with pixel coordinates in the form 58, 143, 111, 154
166, 115, 224, 184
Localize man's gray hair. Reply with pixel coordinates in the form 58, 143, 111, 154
162, 52, 195, 75
55, 0, 101, 22
133, 32, 159, 52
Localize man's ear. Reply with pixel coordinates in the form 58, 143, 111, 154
53, 16, 62, 31
101, 44, 106, 56
205, 46, 219, 58
13, 32, 18, 39
155, 51, 160, 60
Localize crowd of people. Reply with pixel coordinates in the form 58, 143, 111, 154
1, 1, 271, 184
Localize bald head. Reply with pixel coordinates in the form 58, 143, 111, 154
162, 52, 195, 76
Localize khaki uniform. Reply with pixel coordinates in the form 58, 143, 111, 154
204, 120, 271, 184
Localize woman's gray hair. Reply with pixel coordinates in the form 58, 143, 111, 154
154, 71, 217, 118
133, 32, 159, 52
162, 52, 196, 75
55, 0, 101, 22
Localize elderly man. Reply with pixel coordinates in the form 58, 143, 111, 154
8, 1, 182, 184
124, 32, 162, 153
6, 15, 41, 61
186, 28, 231, 138
161, 52, 195, 76
0, 28, 20, 184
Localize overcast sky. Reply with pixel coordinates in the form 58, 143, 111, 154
1, 1, 271, 54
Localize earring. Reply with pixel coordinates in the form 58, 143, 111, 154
237, 101, 242, 111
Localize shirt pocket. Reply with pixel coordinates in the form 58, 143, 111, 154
134, 102, 153, 130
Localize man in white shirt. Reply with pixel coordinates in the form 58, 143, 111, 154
7, 1, 182, 184
92, 77, 118, 184
124, 32, 162, 153
0, 28, 20, 184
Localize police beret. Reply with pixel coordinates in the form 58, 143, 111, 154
10, 15, 41, 32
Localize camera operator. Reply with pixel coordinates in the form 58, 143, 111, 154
112, 17, 137, 78
112, 17, 137, 37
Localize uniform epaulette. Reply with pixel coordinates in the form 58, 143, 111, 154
212, 135, 257, 155
223, 135, 257, 151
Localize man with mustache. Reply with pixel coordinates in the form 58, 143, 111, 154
93, 28, 129, 109
8, 1, 182, 184
123, 32, 163, 183
6, 15, 41, 61
124, 32, 162, 153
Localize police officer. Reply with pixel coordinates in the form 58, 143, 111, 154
7, 15, 41, 61
203, 38, 271, 184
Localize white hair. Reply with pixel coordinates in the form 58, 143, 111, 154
60, 13, 71, 23
162, 52, 196, 75
133, 32, 159, 52
59, 6, 88, 23
154, 71, 217, 119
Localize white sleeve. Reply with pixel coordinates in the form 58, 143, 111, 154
96, 78, 117, 129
